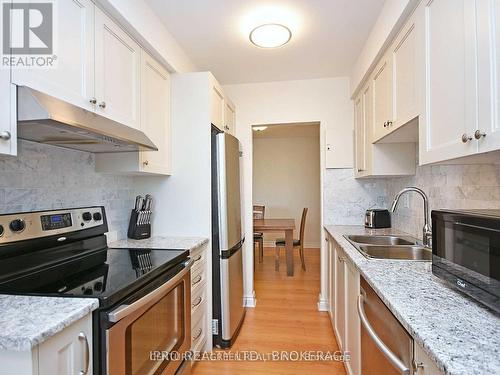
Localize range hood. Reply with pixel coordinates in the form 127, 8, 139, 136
16, 86, 158, 153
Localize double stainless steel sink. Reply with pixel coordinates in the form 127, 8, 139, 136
344, 234, 432, 261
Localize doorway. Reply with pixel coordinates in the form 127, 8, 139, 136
252, 122, 321, 275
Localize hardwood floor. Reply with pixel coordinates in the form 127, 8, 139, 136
192, 247, 346, 375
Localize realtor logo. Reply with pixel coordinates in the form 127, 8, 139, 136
1, 0, 57, 68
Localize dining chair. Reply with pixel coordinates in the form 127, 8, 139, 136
253, 205, 265, 263
275, 208, 308, 271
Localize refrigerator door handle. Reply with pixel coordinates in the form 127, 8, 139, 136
221, 238, 245, 259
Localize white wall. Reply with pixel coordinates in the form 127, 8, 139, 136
253, 129, 321, 248
98, 0, 196, 73
350, 0, 419, 97
224, 77, 353, 309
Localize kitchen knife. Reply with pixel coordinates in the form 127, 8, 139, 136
135, 196, 144, 212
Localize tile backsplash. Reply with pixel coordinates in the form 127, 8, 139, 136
323, 168, 388, 225
323, 162, 500, 242
0, 141, 135, 239
386, 163, 500, 240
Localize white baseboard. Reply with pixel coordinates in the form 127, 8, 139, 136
317, 293, 329, 312
262, 240, 321, 248
244, 291, 256, 308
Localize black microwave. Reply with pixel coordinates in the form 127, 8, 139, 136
432, 209, 500, 314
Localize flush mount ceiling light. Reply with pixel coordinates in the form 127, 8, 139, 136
253, 126, 268, 131
249, 24, 292, 48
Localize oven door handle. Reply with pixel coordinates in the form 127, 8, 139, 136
108, 259, 194, 323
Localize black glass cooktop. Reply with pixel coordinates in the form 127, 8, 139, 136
0, 247, 188, 308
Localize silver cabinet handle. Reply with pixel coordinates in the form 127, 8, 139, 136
461, 133, 473, 143
387, 121, 393, 126
357, 295, 410, 375
0, 131, 11, 141
192, 296, 203, 308
78, 332, 90, 375
412, 359, 425, 372
474, 130, 486, 140
98, 101, 106, 109
192, 274, 202, 286
108, 259, 194, 322
192, 328, 203, 341
89, 98, 97, 105
143, 160, 149, 166
193, 254, 202, 262
383, 121, 387, 128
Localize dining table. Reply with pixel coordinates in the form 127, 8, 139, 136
253, 218, 296, 276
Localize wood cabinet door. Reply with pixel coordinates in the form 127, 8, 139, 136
354, 94, 366, 176
11, 0, 95, 112
95, 6, 141, 129
211, 85, 224, 130
38, 315, 93, 375
140, 51, 171, 175
372, 54, 393, 141
392, 14, 418, 129
418, 0, 478, 164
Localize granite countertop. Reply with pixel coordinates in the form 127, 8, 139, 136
324, 225, 500, 375
0, 295, 98, 351
108, 236, 209, 252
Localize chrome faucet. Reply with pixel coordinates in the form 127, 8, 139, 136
390, 187, 432, 248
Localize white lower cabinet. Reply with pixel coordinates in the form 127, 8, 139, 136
38, 315, 93, 375
190, 243, 209, 361
327, 233, 360, 375
0, 314, 92, 375
414, 342, 443, 375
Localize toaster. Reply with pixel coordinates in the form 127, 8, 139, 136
365, 209, 391, 229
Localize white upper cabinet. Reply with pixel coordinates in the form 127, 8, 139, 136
95, 51, 172, 175
372, 54, 393, 141
354, 95, 366, 175
354, 80, 415, 178
211, 85, 225, 130
11, 0, 95, 112
94, 7, 141, 129
0, 71, 16, 156
139, 51, 171, 175
475, 0, 500, 154
418, 0, 479, 164
392, 14, 418, 129
210, 81, 237, 135
224, 100, 236, 135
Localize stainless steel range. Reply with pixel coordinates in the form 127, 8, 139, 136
0, 206, 193, 375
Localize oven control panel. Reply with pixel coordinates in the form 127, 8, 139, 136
0, 206, 105, 244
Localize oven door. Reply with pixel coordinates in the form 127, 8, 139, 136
106, 259, 193, 375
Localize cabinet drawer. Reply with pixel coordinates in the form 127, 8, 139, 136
191, 261, 207, 292
191, 247, 207, 272
191, 307, 207, 351
191, 281, 207, 316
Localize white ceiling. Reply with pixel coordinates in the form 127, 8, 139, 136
146, 0, 385, 84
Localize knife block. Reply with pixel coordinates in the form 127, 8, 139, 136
127, 209, 151, 240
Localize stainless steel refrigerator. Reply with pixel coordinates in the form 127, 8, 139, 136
211, 127, 245, 348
